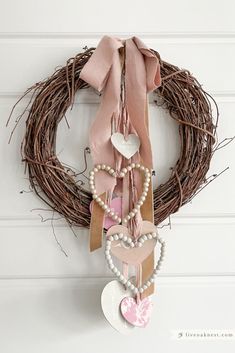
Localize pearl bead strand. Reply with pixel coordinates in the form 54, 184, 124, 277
89, 163, 151, 224
105, 232, 166, 295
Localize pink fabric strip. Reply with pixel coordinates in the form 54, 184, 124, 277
80, 36, 161, 196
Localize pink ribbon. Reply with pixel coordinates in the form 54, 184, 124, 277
80, 36, 161, 196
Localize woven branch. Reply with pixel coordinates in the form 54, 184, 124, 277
9, 47, 217, 228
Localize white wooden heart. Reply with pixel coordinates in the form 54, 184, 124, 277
101, 280, 134, 334
111, 133, 140, 159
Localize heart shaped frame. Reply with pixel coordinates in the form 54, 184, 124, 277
89, 163, 151, 224
105, 232, 166, 295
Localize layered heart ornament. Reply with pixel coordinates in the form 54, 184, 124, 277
120, 296, 153, 328
111, 132, 140, 159
101, 280, 134, 334
105, 227, 166, 295
89, 162, 151, 224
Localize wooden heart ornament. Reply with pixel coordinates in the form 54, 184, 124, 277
106, 222, 157, 265
89, 163, 151, 224
105, 224, 166, 295
111, 132, 140, 159
120, 296, 153, 328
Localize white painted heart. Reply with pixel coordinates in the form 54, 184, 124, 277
105, 232, 166, 295
89, 163, 151, 224
101, 280, 134, 334
111, 132, 140, 159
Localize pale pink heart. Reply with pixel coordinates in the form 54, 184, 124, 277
120, 296, 153, 327
90, 197, 122, 230
106, 221, 157, 265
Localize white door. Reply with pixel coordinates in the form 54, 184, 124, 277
0, 1, 235, 352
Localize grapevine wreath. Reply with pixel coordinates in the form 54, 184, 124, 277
9, 36, 219, 331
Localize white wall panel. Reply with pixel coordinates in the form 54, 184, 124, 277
0, 0, 234, 350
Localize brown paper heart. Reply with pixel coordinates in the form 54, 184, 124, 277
106, 221, 157, 265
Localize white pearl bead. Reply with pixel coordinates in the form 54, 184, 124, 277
122, 168, 127, 174
94, 168, 98, 172
138, 242, 143, 247
109, 264, 114, 270
127, 166, 132, 171
143, 285, 147, 290
140, 166, 145, 171
133, 208, 138, 214
119, 275, 124, 281
143, 191, 148, 197
103, 205, 108, 210
109, 236, 114, 241
139, 287, 144, 293
101, 164, 106, 169
136, 163, 141, 168
140, 196, 146, 202
126, 215, 131, 220
105, 165, 111, 171
116, 271, 120, 277
96, 164, 101, 169
127, 238, 132, 244
92, 194, 98, 199
126, 281, 131, 287
130, 284, 135, 290
134, 288, 138, 294
131, 163, 136, 168
117, 218, 122, 223
114, 234, 119, 241
150, 278, 154, 283
143, 235, 147, 241
113, 268, 118, 273
119, 172, 125, 178
147, 233, 152, 239
129, 212, 135, 218
110, 211, 114, 217
152, 232, 157, 238
139, 238, 144, 244
123, 235, 127, 241
146, 281, 151, 287
119, 233, 123, 239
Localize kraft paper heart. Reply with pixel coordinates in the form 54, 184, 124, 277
106, 221, 157, 265
111, 132, 140, 159
101, 280, 134, 334
120, 296, 153, 328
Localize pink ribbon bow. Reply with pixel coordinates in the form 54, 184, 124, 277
80, 35, 161, 196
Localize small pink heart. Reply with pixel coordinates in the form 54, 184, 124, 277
90, 197, 122, 230
120, 296, 153, 328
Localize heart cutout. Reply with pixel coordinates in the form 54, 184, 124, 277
101, 280, 134, 334
120, 296, 153, 328
105, 231, 166, 295
111, 133, 140, 159
89, 163, 151, 224
107, 222, 157, 265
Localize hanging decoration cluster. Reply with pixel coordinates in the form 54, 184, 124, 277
10, 36, 217, 332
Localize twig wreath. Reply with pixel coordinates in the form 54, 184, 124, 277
9, 46, 218, 228
9, 35, 229, 331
